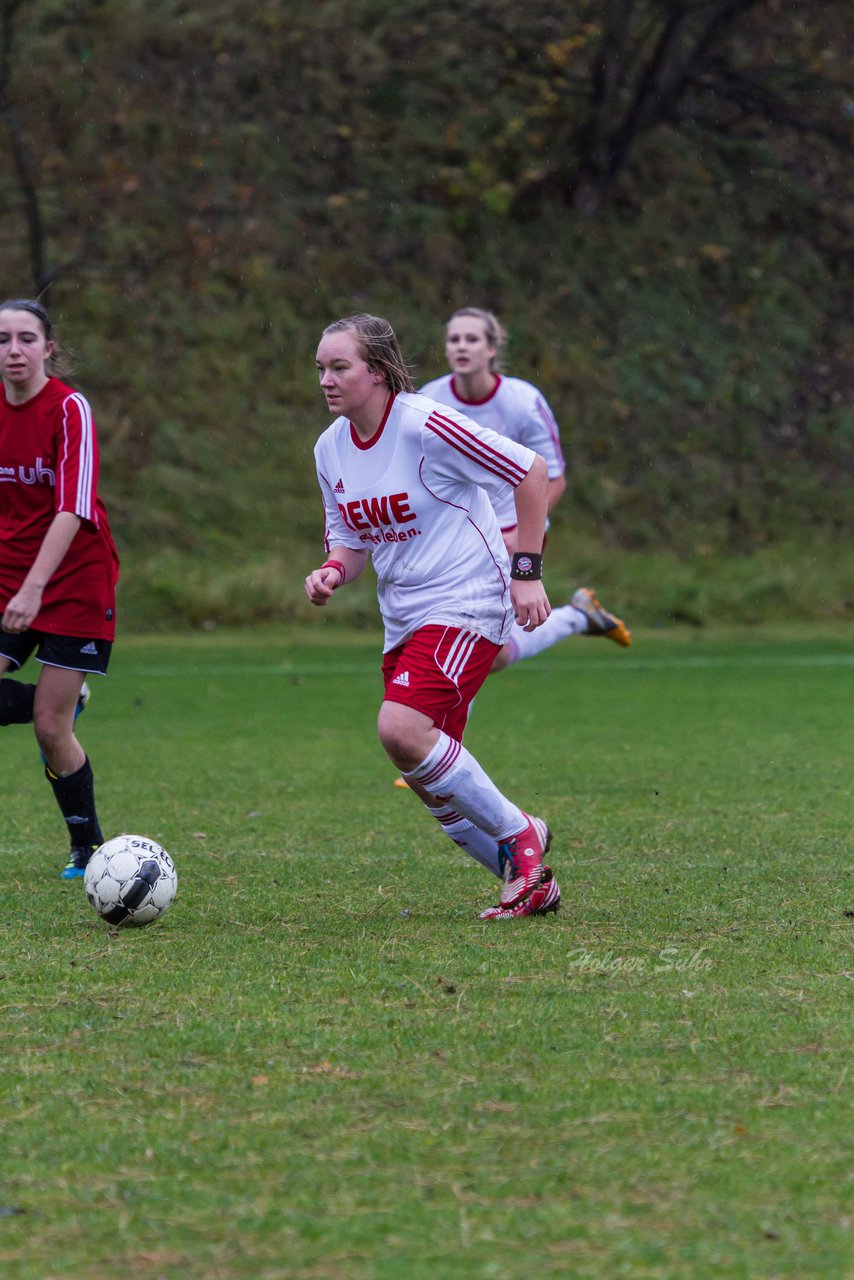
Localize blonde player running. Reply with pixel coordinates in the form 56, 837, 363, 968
305, 314, 560, 920
389, 306, 631, 790
421, 307, 630, 671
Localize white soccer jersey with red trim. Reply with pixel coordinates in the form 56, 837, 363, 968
314, 391, 537, 650
419, 373, 565, 530
0, 377, 119, 638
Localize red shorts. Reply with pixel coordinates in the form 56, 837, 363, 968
381, 625, 501, 742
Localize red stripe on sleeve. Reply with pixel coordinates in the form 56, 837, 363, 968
426, 411, 528, 486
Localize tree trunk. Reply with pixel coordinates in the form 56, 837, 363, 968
0, 0, 51, 294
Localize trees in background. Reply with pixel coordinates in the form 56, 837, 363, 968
0, 0, 850, 563
2, 1, 851, 286
0, 0, 50, 291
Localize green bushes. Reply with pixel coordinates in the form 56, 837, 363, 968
1, 2, 850, 627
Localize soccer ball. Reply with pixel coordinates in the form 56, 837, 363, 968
84, 835, 178, 928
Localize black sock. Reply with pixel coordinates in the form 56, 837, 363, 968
0, 677, 36, 725
45, 756, 104, 851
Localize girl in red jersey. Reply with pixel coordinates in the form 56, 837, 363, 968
305, 313, 561, 920
0, 299, 119, 879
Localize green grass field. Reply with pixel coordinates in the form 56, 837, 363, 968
2, 624, 852, 1280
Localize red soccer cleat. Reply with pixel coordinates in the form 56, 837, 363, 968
479, 865, 561, 920
497, 813, 550, 907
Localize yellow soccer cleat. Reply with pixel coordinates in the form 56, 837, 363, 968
571, 587, 632, 647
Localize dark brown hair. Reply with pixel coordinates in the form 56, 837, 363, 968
0, 298, 74, 376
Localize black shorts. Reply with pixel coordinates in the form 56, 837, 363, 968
0, 629, 112, 676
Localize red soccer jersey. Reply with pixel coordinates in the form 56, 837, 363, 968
0, 377, 119, 639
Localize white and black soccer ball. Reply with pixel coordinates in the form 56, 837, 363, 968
84, 834, 177, 928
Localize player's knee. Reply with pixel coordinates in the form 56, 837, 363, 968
377, 702, 406, 755
33, 707, 71, 753
377, 702, 431, 770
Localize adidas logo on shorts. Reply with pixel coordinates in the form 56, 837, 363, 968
80, 642, 98, 655
392, 670, 410, 687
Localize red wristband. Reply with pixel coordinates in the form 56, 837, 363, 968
321, 559, 346, 585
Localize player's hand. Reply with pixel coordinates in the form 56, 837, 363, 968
304, 564, 343, 607
1, 584, 43, 633
510, 580, 550, 632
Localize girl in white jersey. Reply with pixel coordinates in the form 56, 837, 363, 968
305, 314, 561, 921
421, 308, 631, 672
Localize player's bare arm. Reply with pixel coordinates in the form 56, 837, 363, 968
1, 511, 82, 633
547, 473, 566, 512
510, 579, 550, 632
501, 473, 565, 556
512, 455, 548, 554
305, 545, 369, 606
508, 455, 550, 632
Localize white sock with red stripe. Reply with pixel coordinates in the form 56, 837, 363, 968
405, 731, 525, 843
424, 802, 503, 878
504, 605, 587, 665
